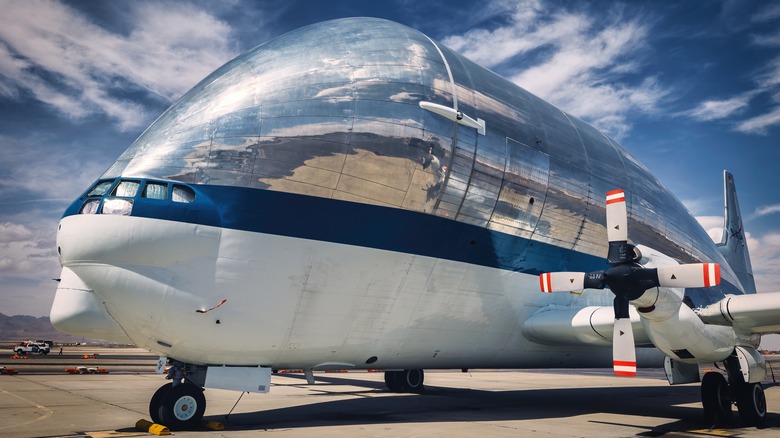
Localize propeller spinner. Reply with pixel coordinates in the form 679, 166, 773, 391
539, 189, 721, 376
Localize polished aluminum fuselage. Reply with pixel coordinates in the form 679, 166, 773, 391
54, 18, 740, 369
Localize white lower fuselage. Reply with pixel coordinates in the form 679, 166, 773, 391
55, 212, 651, 370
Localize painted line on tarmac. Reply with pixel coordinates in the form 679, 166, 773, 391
0, 388, 54, 431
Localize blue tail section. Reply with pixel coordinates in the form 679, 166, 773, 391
717, 171, 756, 294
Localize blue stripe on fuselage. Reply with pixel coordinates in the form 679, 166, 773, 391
64, 182, 741, 302
143, 183, 606, 275
210, 185, 610, 275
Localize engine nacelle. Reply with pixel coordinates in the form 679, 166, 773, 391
522, 305, 652, 346
630, 245, 736, 363
638, 297, 735, 363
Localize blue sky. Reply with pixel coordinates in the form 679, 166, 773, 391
1, 0, 779, 346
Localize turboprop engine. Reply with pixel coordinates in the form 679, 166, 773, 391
626, 246, 737, 364
538, 190, 732, 375
536, 187, 769, 428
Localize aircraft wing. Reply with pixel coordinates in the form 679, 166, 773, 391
523, 291, 780, 349
697, 291, 780, 335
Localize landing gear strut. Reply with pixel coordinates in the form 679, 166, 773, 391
149, 360, 207, 431
701, 356, 767, 427
385, 369, 425, 393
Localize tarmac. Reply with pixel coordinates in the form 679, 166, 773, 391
1, 347, 779, 437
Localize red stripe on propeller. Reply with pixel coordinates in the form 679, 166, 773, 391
540, 273, 552, 293
613, 360, 637, 376
702, 263, 721, 287
606, 189, 625, 205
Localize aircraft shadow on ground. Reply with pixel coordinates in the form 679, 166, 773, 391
204, 374, 779, 434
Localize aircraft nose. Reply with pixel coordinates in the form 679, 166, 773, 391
57, 179, 221, 267
57, 213, 220, 268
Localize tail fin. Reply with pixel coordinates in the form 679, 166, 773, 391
717, 171, 756, 294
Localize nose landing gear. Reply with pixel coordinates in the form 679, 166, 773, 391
149, 361, 207, 431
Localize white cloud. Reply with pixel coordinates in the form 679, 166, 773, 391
735, 106, 780, 135
0, 222, 34, 243
0, 134, 108, 204
756, 57, 780, 89
752, 31, 780, 47
696, 215, 780, 295
694, 215, 723, 243
443, 0, 577, 68
682, 57, 780, 132
0, 217, 60, 317
752, 3, 780, 23
684, 4, 780, 136
441, 1, 661, 140
0, 42, 26, 98
685, 95, 751, 121
0, 132, 111, 317
754, 203, 780, 217
728, 56, 780, 134
685, 73, 780, 135
0, 0, 238, 131
746, 231, 780, 294
0, 221, 58, 276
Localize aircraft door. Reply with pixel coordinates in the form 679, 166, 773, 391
488, 137, 550, 238
452, 125, 505, 228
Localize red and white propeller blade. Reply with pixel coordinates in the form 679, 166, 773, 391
612, 318, 636, 377
656, 263, 720, 288
606, 189, 627, 243
539, 272, 585, 293
538, 189, 721, 379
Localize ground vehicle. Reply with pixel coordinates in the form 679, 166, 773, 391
13, 341, 51, 355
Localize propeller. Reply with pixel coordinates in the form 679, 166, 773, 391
539, 189, 721, 376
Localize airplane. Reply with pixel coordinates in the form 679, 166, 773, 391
49, 17, 780, 430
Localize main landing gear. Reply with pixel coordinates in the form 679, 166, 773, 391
701, 356, 767, 428
149, 361, 207, 431
385, 369, 425, 393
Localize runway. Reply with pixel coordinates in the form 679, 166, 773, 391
1, 347, 779, 437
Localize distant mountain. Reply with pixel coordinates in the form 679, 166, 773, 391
0, 313, 103, 344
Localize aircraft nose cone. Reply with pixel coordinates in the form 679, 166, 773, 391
57, 214, 220, 267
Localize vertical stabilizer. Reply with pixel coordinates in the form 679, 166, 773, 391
717, 171, 756, 294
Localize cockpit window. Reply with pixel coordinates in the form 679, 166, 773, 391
80, 199, 100, 214
86, 180, 113, 197
75, 178, 198, 217
172, 185, 195, 203
143, 182, 168, 200
113, 180, 140, 197
101, 198, 133, 215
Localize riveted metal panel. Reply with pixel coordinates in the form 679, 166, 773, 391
488, 138, 549, 235
435, 125, 476, 219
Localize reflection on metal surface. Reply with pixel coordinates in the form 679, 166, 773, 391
100, 17, 740, 294
490, 138, 548, 237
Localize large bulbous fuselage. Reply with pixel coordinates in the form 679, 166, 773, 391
53, 18, 737, 368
